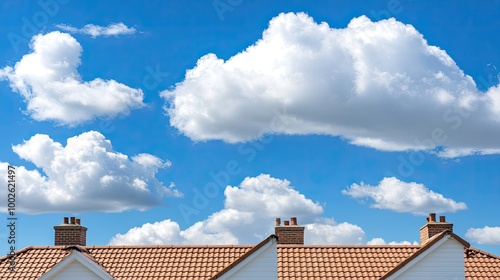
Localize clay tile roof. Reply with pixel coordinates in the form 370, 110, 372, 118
1, 240, 499, 280
0, 245, 254, 280
278, 245, 419, 280
0, 246, 69, 280
466, 248, 500, 279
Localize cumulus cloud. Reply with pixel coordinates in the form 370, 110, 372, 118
466, 226, 500, 245
0, 31, 144, 125
55, 22, 136, 38
0, 131, 180, 213
162, 12, 500, 157
342, 177, 467, 215
110, 174, 366, 245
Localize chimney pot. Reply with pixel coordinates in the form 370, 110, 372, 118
275, 217, 305, 245
420, 213, 453, 244
429, 213, 436, 222
54, 217, 87, 246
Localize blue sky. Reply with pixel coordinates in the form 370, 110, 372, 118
1, 0, 500, 255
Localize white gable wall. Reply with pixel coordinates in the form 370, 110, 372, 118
394, 237, 465, 280
48, 260, 103, 280
221, 239, 277, 280
227, 241, 277, 280
39, 250, 114, 280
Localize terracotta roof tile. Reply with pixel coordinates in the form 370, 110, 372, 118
1, 243, 499, 279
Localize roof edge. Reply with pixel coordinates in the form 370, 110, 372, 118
210, 234, 278, 280
467, 247, 500, 259
0, 246, 34, 261
381, 230, 469, 280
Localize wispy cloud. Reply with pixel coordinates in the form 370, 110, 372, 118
342, 177, 467, 215
55, 22, 136, 38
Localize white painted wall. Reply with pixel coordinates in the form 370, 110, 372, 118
395, 238, 465, 280
48, 260, 103, 280
226, 241, 277, 280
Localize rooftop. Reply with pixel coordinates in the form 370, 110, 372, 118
1, 243, 499, 279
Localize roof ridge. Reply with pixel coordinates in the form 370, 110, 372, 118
277, 244, 422, 248
84, 244, 255, 249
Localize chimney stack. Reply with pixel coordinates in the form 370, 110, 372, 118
54, 216, 87, 246
420, 213, 453, 244
275, 217, 304, 245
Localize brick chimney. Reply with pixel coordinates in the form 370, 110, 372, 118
275, 217, 304, 245
54, 217, 87, 246
420, 213, 453, 244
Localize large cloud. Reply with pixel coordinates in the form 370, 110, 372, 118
466, 226, 500, 245
55, 23, 136, 38
0, 31, 144, 125
342, 177, 467, 215
0, 131, 180, 213
110, 174, 366, 245
162, 12, 500, 157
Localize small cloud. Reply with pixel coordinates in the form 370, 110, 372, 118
342, 177, 467, 215
466, 226, 500, 245
367, 238, 418, 245
55, 22, 136, 38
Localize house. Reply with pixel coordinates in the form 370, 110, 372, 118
0, 214, 499, 279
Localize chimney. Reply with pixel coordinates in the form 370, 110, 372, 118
54, 216, 87, 246
275, 217, 304, 245
420, 213, 453, 244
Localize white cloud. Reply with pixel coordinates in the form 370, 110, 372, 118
367, 238, 386, 245
466, 226, 500, 245
162, 12, 500, 157
0, 131, 180, 213
367, 238, 418, 245
55, 23, 136, 38
342, 177, 467, 215
110, 174, 366, 245
0, 31, 144, 125
306, 218, 366, 244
